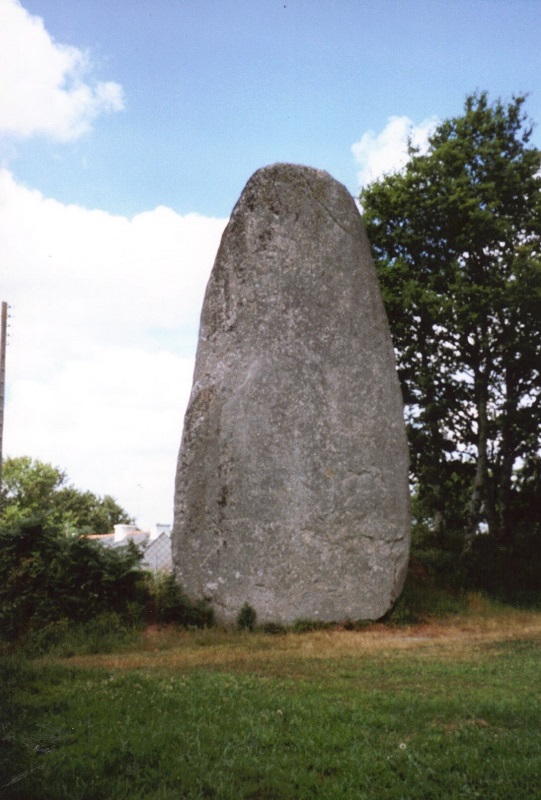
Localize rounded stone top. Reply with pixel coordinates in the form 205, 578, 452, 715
250, 162, 337, 181
229, 162, 361, 240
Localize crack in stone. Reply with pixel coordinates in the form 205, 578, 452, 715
359, 532, 406, 542
300, 174, 358, 239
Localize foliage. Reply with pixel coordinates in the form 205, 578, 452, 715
236, 602, 257, 631
260, 621, 288, 634
2, 616, 541, 799
146, 572, 214, 628
360, 91, 541, 581
0, 519, 146, 642
15, 613, 142, 659
386, 562, 468, 624
0, 456, 133, 534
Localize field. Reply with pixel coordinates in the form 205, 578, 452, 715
2, 598, 541, 799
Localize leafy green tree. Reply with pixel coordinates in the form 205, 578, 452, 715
360, 92, 541, 576
1, 456, 133, 533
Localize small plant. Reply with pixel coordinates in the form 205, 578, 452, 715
148, 572, 214, 628
237, 602, 257, 631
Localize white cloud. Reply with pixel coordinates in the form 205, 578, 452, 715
352, 115, 438, 188
1, 168, 227, 529
0, 0, 124, 141
6, 348, 197, 530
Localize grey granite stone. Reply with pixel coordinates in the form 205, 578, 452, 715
172, 163, 410, 624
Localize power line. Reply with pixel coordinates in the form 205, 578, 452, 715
0, 301, 8, 501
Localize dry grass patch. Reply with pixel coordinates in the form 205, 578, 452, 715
56, 598, 541, 678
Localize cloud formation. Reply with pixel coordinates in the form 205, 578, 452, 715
352, 115, 438, 188
1, 168, 227, 528
0, 0, 124, 141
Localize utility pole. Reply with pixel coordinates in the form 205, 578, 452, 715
0, 301, 7, 501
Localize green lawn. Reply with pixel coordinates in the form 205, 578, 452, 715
2, 610, 540, 799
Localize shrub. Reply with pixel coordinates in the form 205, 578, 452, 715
385, 561, 468, 624
147, 572, 214, 628
0, 518, 146, 642
236, 602, 257, 631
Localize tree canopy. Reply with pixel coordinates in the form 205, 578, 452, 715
360, 92, 541, 591
0, 456, 134, 534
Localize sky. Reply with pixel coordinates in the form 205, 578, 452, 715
1, 0, 540, 531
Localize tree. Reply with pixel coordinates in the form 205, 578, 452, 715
360, 92, 541, 579
0, 456, 134, 533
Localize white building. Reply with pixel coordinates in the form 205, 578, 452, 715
88, 523, 173, 573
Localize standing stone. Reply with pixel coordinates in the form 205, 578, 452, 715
172, 163, 410, 624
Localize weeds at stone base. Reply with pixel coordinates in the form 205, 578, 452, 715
236, 602, 257, 631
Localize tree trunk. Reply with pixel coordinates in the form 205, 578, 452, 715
498, 368, 519, 543
463, 355, 497, 554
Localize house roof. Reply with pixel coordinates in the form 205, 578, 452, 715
142, 532, 173, 572
86, 529, 172, 572
86, 531, 150, 548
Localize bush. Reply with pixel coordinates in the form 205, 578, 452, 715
236, 602, 257, 631
385, 561, 468, 624
147, 572, 214, 628
0, 518, 146, 642
466, 527, 541, 605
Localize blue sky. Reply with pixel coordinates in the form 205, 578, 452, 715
1, 0, 540, 529
10, 0, 541, 216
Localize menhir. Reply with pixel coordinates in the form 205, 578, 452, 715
172, 163, 410, 624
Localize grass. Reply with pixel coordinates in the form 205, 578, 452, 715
2, 596, 541, 799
